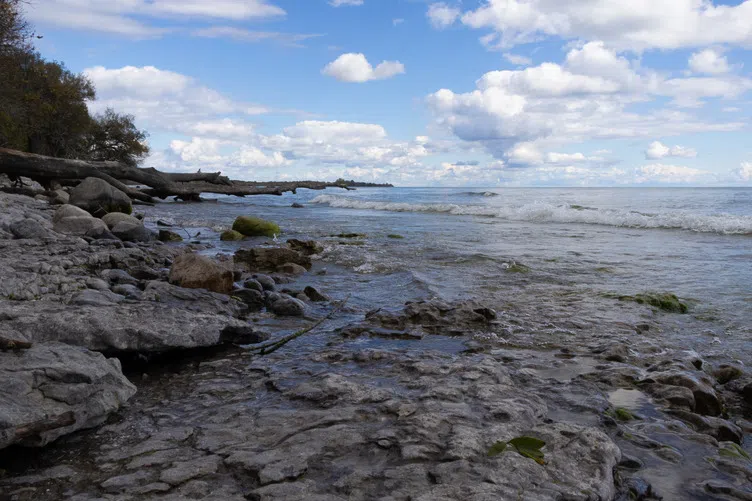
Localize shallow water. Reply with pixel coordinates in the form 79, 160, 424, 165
134, 187, 751, 500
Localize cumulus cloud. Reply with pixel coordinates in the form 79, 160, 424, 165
689, 48, 731, 74
440, 0, 752, 51
322, 53, 405, 83
427, 3, 461, 29
427, 42, 747, 164
636, 164, 709, 184
25, 0, 285, 37
645, 141, 698, 160
503, 53, 532, 66
736, 162, 752, 181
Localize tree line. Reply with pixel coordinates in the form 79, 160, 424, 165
0, 0, 149, 166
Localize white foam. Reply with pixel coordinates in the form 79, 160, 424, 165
310, 195, 752, 235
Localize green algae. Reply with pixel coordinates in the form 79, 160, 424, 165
232, 216, 280, 238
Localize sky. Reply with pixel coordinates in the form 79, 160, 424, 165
22, 0, 752, 186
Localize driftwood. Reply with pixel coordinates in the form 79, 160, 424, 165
0, 147, 353, 202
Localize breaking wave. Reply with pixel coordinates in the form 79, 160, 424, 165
463, 191, 499, 197
311, 195, 752, 235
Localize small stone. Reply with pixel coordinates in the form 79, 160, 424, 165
304, 286, 329, 302
159, 229, 183, 242
168, 253, 234, 294
86, 278, 110, 291
220, 230, 244, 241
713, 365, 743, 385
112, 284, 142, 300
232, 288, 265, 311
268, 296, 306, 317
220, 325, 271, 345
70, 289, 126, 306
277, 262, 307, 276
244, 279, 263, 292
112, 222, 156, 243
101, 212, 141, 230
254, 274, 276, 291
291, 202, 305, 208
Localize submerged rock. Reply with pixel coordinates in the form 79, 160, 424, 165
277, 262, 307, 276
169, 253, 234, 294
287, 238, 323, 256
0, 343, 136, 450
69, 177, 132, 217
232, 216, 280, 238
220, 229, 244, 241
235, 247, 312, 272
158, 229, 183, 242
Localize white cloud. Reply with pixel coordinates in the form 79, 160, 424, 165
689, 48, 730, 74
427, 42, 747, 164
736, 162, 752, 181
645, 141, 698, 160
503, 53, 532, 66
329, 0, 363, 6
26, 0, 285, 37
427, 3, 461, 29
322, 53, 405, 83
437, 0, 752, 51
192, 27, 322, 47
636, 164, 709, 183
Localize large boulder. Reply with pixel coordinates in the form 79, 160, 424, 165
54, 216, 108, 236
232, 216, 280, 238
53, 204, 90, 223
49, 189, 70, 205
220, 229, 244, 241
69, 177, 132, 217
169, 253, 234, 294
0, 343, 136, 450
112, 222, 156, 243
235, 247, 311, 272
101, 212, 141, 230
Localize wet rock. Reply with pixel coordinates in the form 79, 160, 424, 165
642, 370, 722, 416
235, 247, 311, 272
53, 204, 90, 222
101, 212, 140, 230
232, 288, 265, 311
86, 278, 110, 291
366, 299, 497, 336
304, 286, 329, 302
169, 253, 234, 294
141, 281, 247, 318
10, 218, 54, 240
53, 216, 108, 236
220, 229, 244, 241
128, 265, 162, 281
100, 470, 152, 493
70, 289, 126, 306
291, 202, 304, 208
69, 177, 132, 217
232, 216, 280, 238
220, 325, 270, 345
0, 343, 136, 450
287, 238, 323, 256
702, 480, 752, 501
277, 262, 307, 276
597, 343, 630, 363
268, 296, 306, 317
666, 409, 743, 443
112, 221, 156, 243
158, 229, 183, 242
254, 274, 276, 291
244, 278, 263, 292
714, 365, 743, 385
84, 225, 118, 241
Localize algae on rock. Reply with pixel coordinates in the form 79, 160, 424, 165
232, 216, 280, 238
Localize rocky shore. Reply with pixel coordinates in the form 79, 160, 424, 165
1, 175, 751, 501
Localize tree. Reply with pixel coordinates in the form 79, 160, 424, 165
0, 0, 33, 54
85, 108, 150, 166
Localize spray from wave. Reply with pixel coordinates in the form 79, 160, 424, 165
311, 195, 752, 235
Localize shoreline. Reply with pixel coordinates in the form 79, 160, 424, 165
1, 180, 751, 501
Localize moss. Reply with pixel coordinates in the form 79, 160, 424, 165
613, 407, 635, 421
232, 216, 280, 238
633, 293, 688, 313
387, 234, 405, 239
220, 229, 245, 241
718, 443, 751, 460
332, 233, 366, 239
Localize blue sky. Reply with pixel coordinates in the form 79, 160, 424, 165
25, 0, 752, 186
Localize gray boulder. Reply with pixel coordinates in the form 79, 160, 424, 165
69, 177, 132, 217
53, 204, 90, 223
10, 218, 54, 240
169, 253, 234, 294
235, 247, 311, 272
112, 284, 142, 300
269, 296, 306, 317
101, 212, 141, 230
254, 274, 276, 291
111, 222, 156, 243
54, 216, 108, 236
69, 289, 126, 306
232, 288, 265, 312
49, 189, 70, 205
277, 262, 307, 276
0, 343, 136, 450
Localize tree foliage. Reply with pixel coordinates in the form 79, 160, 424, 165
0, 0, 149, 164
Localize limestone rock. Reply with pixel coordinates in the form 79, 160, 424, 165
0, 343, 136, 450
54, 216, 108, 236
53, 204, 91, 222
69, 177, 132, 217
112, 222, 156, 243
101, 212, 141, 230
169, 253, 234, 294
49, 189, 70, 205
10, 218, 54, 240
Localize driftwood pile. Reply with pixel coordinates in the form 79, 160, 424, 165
0, 147, 352, 203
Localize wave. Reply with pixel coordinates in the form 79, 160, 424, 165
310, 195, 752, 235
